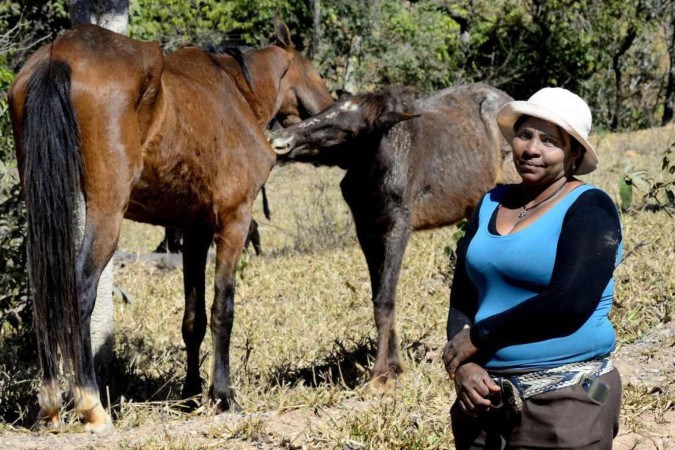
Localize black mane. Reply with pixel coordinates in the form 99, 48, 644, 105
206, 44, 255, 94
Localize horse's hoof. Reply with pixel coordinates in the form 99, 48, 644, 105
210, 394, 242, 414
209, 385, 242, 413
365, 376, 396, 394
36, 382, 62, 432
229, 399, 243, 413
365, 371, 400, 394
83, 404, 113, 435
181, 385, 203, 401
214, 398, 242, 414
84, 417, 113, 435
33, 414, 61, 433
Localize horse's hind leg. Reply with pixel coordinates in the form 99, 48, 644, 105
209, 209, 250, 412
181, 225, 214, 401
244, 219, 262, 255
71, 206, 125, 433
36, 351, 61, 429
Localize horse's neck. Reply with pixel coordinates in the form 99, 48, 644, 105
237, 84, 273, 128
224, 47, 289, 128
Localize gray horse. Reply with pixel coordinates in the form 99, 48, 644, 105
270, 83, 519, 389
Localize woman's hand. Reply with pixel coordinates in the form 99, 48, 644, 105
442, 327, 479, 378
452, 363, 501, 417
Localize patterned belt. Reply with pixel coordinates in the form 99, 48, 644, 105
490, 357, 614, 400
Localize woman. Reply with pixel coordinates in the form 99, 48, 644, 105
442, 87, 622, 449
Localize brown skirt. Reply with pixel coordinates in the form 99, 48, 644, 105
450, 368, 622, 449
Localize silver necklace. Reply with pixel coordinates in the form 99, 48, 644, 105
518, 181, 567, 219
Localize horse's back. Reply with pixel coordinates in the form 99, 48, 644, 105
408, 84, 516, 229
164, 47, 230, 88
427, 83, 518, 184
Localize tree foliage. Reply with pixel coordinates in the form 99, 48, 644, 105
0, 8, 29, 334
336, 1, 462, 93
128, 0, 310, 49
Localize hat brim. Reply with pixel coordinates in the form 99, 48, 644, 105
496, 101, 598, 175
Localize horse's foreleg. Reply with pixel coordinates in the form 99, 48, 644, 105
209, 210, 250, 413
72, 208, 123, 434
354, 209, 410, 390
181, 226, 213, 400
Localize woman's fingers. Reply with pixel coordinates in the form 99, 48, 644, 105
467, 387, 492, 407
442, 342, 460, 377
485, 376, 502, 393
444, 356, 459, 377
456, 383, 491, 409
458, 398, 478, 417
454, 363, 502, 416
443, 328, 479, 378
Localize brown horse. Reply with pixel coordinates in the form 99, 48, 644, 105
8, 17, 333, 432
270, 84, 519, 390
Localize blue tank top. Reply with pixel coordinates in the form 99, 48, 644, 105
466, 184, 619, 370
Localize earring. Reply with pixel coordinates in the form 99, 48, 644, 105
572, 162, 577, 173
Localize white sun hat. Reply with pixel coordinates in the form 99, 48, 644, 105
497, 87, 598, 175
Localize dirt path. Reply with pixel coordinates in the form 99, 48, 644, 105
613, 321, 675, 449
1, 322, 673, 449
0, 400, 370, 449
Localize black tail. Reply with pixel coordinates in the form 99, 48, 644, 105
262, 185, 271, 221
22, 60, 84, 381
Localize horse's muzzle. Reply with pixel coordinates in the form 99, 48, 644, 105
269, 134, 294, 155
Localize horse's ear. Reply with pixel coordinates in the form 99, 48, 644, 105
274, 14, 293, 49
374, 111, 419, 131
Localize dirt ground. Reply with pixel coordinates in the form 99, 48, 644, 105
0, 321, 672, 449
612, 320, 675, 450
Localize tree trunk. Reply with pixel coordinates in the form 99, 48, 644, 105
611, 28, 637, 131
309, 0, 320, 60
69, 0, 129, 370
662, 9, 675, 125
343, 36, 362, 95
70, 0, 129, 35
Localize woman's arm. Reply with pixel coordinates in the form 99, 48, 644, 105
444, 199, 482, 377
446, 199, 482, 341
469, 189, 622, 352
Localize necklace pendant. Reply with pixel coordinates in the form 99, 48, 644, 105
518, 210, 528, 219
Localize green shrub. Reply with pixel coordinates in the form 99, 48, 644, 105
620, 141, 675, 214
0, 12, 29, 335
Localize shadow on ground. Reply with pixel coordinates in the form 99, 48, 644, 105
0, 331, 184, 428
265, 336, 376, 390
96, 334, 186, 419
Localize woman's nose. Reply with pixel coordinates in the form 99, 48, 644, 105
522, 138, 541, 156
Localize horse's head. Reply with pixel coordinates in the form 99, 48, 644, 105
269, 86, 418, 167
272, 16, 334, 127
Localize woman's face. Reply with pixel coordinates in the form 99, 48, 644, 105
511, 116, 580, 186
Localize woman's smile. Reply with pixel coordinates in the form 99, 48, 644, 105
519, 160, 544, 168
517, 159, 545, 173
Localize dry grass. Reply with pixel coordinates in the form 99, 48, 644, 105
0, 126, 673, 448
